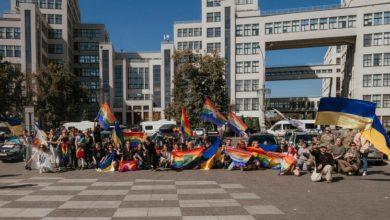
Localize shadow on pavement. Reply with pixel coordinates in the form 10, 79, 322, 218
332, 176, 345, 182
367, 170, 390, 176
0, 174, 21, 178
360, 179, 390, 182
0, 184, 36, 189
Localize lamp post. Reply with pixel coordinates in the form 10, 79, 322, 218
257, 86, 271, 131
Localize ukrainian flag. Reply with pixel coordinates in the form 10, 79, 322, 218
316, 98, 390, 157
0, 117, 24, 136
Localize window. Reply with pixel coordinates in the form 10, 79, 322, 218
363, 75, 372, 87
373, 74, 382, 87
207, 13, 213, 22
252, 43, 259, 54
182, 29, 188, 37
363, 95, 371, 102
338, 16, 347, 28
274, 22, 281, 34
373, 33, 383, 46
207, 43, 214, 53
236, 80, 243, 92
236, 62, 243, 73
55, 14, 62, 24
385, 11, 390, 24
384, 74, 390, 86
252, 98, 259, 110
329, 17, 337, 29
384, 32, 390, 45
372, 95, 382, 108
348, 15, 356, 28
236, 99, 243, 111
292, 20, 299, 32
244, 80, 251, 91
244, 43, 251, 54
283, 21, 291, 33
364, 14, 372, 26
14, 46, 20, 57
244, 62, 251, 73
177, 29, 182, 37
252, 24, 259, 36
374, 12, 383, 25
55, 0, 61, 9
47, 14, 55, 24
383, 95, 390, 108
384, 116, 390, 129
48, 0, 54, 9
373, 53, 382, 66
363, 54, 372, 67
236, 25, 243, 36
252, 80, 259, 91
320, 18, 328, 30
364, 34, 372, 47
214, 12, 221, 22
48, 29, 62, 39
244, 99, 250, 111
236, 43, 243, 55
384, 53, 390, 66
301, 19, 309, 31
265, 23, 273, 35
244, 24, 251, 36
207, 28, 213, 37
252, 61, 259, 73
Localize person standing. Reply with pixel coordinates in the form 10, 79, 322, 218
20, 130, 32, 170
48, 129, 59, 168
320, 127, 335, 148
354, 132, 370, 176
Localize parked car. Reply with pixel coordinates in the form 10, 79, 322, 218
0, 137, 25, 162
248, 133, 280, 152
288, 132, 319, 148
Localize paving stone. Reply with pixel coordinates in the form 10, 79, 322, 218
0, 208, 54, 217
78, 190, 128, 195
175, 181, 218, 185
17, 195, 73, 202
41, 186, 88, 191
179, 199, 240, 207
244, 205, 284, 215
219, 184, 244, 189
58, 179, 97, 183
230, 193, 260, 199
124, 194, 178, 201
91, 182, 133, 186
147, 207, 181, 217
131, 185, 176, 190
59, 201, 121, 209
0, 190, 34, 195
177, 188, 226, 194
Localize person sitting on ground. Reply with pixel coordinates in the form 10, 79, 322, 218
159, 143, 171, 168
306, 142, 319, 172
331, 137, 346, 171
311, 144, 335, 183
297, 141, 310, 172
92, 142, 105, 169
133, 143, 146, 169
337, 142, 361, 176
98, 144, 117, 170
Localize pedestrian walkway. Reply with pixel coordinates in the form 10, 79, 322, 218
0, 177, 284, 219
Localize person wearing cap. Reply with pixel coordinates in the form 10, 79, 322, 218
320, 127, 335, 147
310, 143, 335, 183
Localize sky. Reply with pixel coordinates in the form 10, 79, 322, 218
0, 0, 341, 98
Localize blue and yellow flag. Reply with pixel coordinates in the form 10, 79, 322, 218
315, 97, 390, 157
0, 117, 24, 136
112, 121, 124, 146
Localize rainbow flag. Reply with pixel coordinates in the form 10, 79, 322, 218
225, 147, 252, 165
181, 106, 192, 140
112, 121, 124, 146
171, 147, 205, 169
200, 97, 227, 127
227, 111, 248, 135
123, 131, 147, 147
96, 103, 116, 130
118, 160, 138, 172
246, 147, 296, 172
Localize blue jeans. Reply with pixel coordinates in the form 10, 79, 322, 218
361, 153, 368, 172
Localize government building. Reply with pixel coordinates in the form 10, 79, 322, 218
1, 0, 389, 130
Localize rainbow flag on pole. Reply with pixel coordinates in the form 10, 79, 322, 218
96, 103, 116, 130
200, 97, 227, 127
227, 111, 248, 135
123, 131, 147, 147
171, 147, 205, 169
181, 106, 192, 140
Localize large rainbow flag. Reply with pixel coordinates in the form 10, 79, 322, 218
171, 147, 205, 169
181, 106, 192, 140
246, 147, 296, 172
225, 147, 252, 165
200, 97, 227, 127
227, 111, 248, 135
123, 131, 147, 147
96, 103, 116, 130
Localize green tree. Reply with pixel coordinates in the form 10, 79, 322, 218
166, 50, 229, 129
34, 64, 88, 128
0, 58, 27, 118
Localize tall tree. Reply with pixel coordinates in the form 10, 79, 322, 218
166, 50, 229, 128
34, 64, 88, 128
0, 58, 27, 118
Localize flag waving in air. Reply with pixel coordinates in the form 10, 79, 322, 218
227, 111, 248, 135
96, 103, 116, 130
200, 97, 227, 127
32, 123, 48, 147
181, 106, 192, 140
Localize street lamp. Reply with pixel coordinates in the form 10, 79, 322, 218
257, 86, 271, 131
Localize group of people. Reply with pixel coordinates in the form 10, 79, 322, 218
19, 124, 374, 183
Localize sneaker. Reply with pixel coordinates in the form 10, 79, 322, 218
362, 171, 367, 176
348, 172, 353, 176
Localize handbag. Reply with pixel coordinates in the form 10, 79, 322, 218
311, 168, 322, 182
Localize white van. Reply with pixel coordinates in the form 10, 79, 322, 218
267, 120, 319, 137
140, 120, 176, 136
63, 121, 95, 131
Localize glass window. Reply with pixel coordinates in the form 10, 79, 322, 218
14, 28, 20, 39
384, 53, 390, 66
6, 45, 13, 57
215, 27, 221, 37
363, 75, 372, 87
236, 62, 243, 73
207, 28, 213, 37
383, 95, 390, 108
244, 24, 251, 36
252, 98, 259, 111
244, 61, 251, 73
244, 43, 251, 54
301, 19, 309, 31
373, 33, 383, 46
372, 95, 382, 108
244, 99, 251, 111
374, 12, 383, 25
274, 22, 281, 34
55, 0, 62, 9
385, 11, 390, 24
265, 23, 273, 35
236, 99, 243, 111
329, 17, 337, 29
236, 25, 243, 36
338, 16, 347, 29
348, 15, 356, 28
244, 80, 251, 91
363, 34, 372, 47
320, 18, 328, 30
252, 24, 259, 36
292, 20, 299, 32
55, 14, 62, 24
310, 19, 318, 30
188, 28, 193, 37
252, 80, 259, 91
207, 43, 214, 53
384, 74, 390, 86
214, 12, 221, 22
252, 61, 259, 73
14, 45, 20, 57
373, 53, 382, 66
384, 32, 390, 45
207, 13, 213, 22
252, 42, 259, 54
236, 80, 243, 92
282, 21, 291, 33
177, 29, 182, 37
364, 14, 372, 26
236, 43, 243, 55
363, 95, 371, 102
363, 54, 372, 67
182, 28, 188, 37
373, 74, 382, 87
